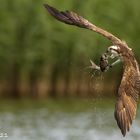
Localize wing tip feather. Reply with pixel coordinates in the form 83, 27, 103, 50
43, 3, 58, 17
115, 95, 138, 137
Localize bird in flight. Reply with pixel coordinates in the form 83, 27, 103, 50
44, 3, 140, 136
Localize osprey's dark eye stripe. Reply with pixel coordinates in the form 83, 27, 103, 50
110, 48, 120, 54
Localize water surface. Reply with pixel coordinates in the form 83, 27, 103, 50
0, 99, 140, 140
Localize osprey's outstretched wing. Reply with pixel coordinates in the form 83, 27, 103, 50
114, 49, 140, 136
44, 4, 121, 44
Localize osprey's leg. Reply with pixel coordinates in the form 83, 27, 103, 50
102, 58, 121, 71
89, 58, 121, 71
89, 54, 121, 72
110, 58, 121, 67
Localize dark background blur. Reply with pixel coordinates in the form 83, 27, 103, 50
0, 0, 140, 99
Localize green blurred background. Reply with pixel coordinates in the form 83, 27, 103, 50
0, 0, 140, 99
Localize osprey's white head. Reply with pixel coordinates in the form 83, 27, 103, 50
107, 45, 120, 59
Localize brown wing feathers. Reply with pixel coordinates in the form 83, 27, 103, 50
115, 61, 140, 136
44, 4, 121, 44
44, 4, 91, 28
115, 94, 137, 136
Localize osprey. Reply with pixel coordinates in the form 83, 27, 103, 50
44, 4, 140, 136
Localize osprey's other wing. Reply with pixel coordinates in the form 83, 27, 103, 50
114, 51, 140, 136
44, 4, 121, 44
